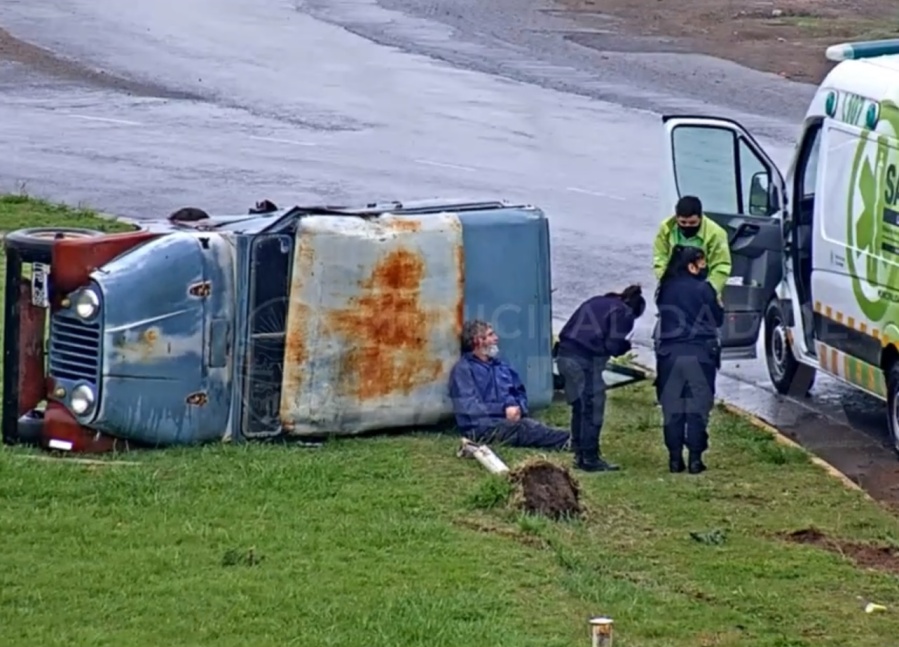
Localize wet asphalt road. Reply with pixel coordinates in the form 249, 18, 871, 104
1, 0, 897, 499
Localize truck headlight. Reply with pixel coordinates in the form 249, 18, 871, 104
70, 384, 96, 415
74, 289, 100, 320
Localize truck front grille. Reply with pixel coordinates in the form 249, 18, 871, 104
48, 312, 101, 383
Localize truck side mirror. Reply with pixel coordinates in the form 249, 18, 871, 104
748, 171, 776, 216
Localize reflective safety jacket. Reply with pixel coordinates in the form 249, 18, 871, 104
652, 215, 732, 298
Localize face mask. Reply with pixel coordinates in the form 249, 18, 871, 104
485, 344, 500, 358
678, 224, 700, 238
697, 267, 709, 280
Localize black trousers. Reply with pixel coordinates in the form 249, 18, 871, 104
655, 343, 718, 457
556, 349, 608, 462
466, 418, 570, 450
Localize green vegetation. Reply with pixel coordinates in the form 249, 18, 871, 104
763, 14, 899, 41
1, 195, 899, 646
0, 193, 133, 232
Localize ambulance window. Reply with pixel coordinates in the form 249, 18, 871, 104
671, 126, 740, 213
800, 128, 822, 198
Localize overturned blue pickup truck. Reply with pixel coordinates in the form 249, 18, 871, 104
2, 199, 645, 453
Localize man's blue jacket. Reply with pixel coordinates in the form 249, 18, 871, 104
448, 352, 529, 432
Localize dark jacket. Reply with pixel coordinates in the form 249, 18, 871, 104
448, 353, 529, 432
656, 275, 724, 346
557, 295, 636, 358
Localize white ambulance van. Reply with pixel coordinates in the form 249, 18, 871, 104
660, 39, 899, 450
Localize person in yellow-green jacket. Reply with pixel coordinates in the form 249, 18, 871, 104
653, 196, 732, 297
652, 196, 732, 349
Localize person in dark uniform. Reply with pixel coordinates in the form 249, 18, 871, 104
555, 285, 646, 472
655, 245, 724, 474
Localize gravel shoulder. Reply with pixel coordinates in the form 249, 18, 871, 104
560, 0, 899, 83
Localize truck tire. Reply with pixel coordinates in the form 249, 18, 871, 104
16, 410, 44, 445
764, 298, 816, 397
886, 363, 899, 456
6, 227, 104, 257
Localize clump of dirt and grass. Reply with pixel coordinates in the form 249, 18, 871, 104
3, 195, 899, 645
509, 458, 583, 520
782, 526, 899, 575
461, 453, 583, 520
558, 0, 899, 82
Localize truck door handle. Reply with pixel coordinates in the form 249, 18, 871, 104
732, 223, 760, 240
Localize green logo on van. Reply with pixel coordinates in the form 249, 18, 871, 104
847, 100, 899, 323
825, 91, 837, 118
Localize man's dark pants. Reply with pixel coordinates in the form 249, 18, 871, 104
555, 349, 609, 464
655, 343, 718, 459
466, 418, 570, 450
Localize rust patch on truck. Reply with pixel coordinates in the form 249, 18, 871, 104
327, 247, 446, 400
387, 218, 422, 233
111, 327, 161, 362
52, 230, 161, 295
283, 235, 315, 374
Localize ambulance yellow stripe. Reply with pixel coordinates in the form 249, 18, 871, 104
805, 305, 899, 391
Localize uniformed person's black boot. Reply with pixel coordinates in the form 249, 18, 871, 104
687, 453, 706, 474
575, 450, 620, 473
575, 422, 619, 472
669, 453, 686, 473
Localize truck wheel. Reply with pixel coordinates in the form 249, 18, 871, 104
886, 363, 899, 456
6, 227, 104, 257
764, 299, 815, 397
16, 410, 44, 445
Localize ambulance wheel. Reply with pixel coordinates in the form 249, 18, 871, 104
886, 363, 899, 456
764, 299, 815, 397
5, 227, 104, 257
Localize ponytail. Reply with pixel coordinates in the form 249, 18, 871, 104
606, 284, 645, 318
656, 245, 705, 301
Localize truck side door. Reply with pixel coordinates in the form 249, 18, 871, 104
660, 115, 787, 360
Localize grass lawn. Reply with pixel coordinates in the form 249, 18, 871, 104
2, 196, 899, 646
0, 194, 134, 233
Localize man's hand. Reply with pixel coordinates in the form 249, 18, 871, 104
505, 405, 521, 421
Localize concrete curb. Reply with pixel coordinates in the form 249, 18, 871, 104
629, 360, 873, 500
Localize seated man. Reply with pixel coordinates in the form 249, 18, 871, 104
448, 319, 571, 450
